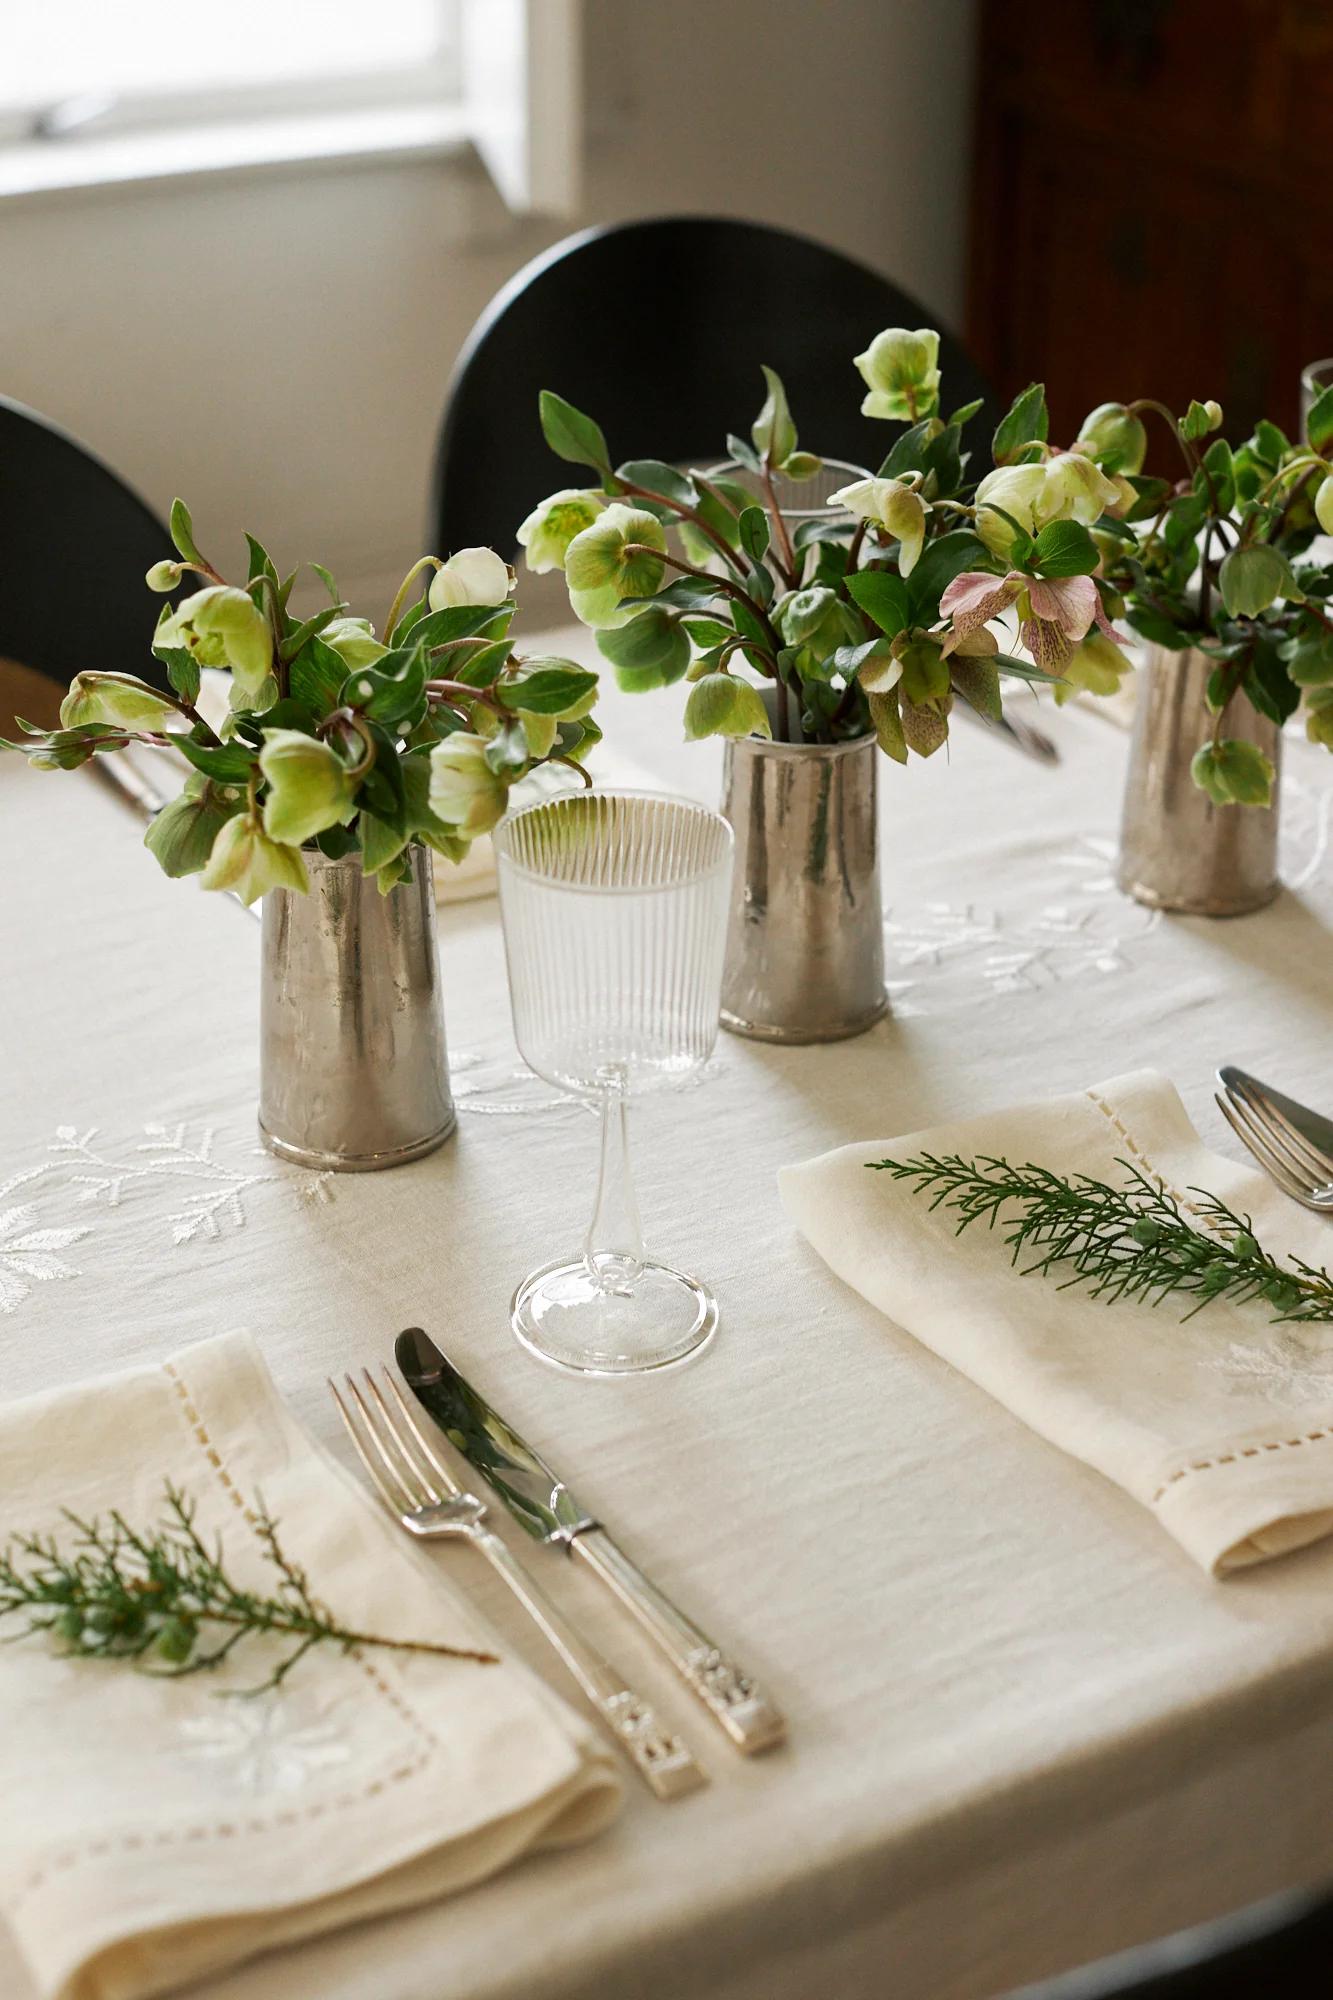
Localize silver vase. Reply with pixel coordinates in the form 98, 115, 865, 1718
719, 725, 886, 1042
259, 843, 455, 1170
1116, 644, 1281, 917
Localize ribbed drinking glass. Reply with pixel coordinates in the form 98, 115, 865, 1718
495, 790, 734, 1375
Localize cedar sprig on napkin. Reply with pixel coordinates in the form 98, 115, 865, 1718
0, 1482, 495, 1692
875, 1153, 1333, 1322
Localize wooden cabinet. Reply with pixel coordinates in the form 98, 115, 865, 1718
969, 0, 1333, 443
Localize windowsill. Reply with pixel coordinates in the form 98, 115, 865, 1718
0, 102, 472, 202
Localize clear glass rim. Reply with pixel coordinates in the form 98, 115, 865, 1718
494, 786, 734, 895
1302, 356, 1333, 391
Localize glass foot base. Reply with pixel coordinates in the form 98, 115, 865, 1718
511, 1256, 718, 1376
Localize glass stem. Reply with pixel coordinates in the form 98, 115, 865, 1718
583, 1065, 645, 1296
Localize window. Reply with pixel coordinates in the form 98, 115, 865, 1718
0, 0, 579, 215
0, 2, 460, 143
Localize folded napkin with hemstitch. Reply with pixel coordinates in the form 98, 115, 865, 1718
781, 1069, 1333, 1575
0, 1332, 620, 2000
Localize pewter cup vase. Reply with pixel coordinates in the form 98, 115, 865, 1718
1116, 644, 1281, 917
719, 726, 886, 1042
259, 843, 455, 1170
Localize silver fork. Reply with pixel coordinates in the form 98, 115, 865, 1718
1215, 1073, 1333, 1214
329, 1368, 706, 1800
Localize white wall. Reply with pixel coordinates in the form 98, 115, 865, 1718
0, 0, 976, 612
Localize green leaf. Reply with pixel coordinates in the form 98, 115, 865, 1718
1244, 648, 1301, 724
991, 383, 1049, 466
412, 603, 513, 653
310, 561, 341, 604
359, 809, 409, 877
169, 498, 204, 565
289, 634, 349, 716
681, 615, 733, 649
906, 529, 990, 622
1126, 604, 1193, 649
615, 459, 698, 508
725, 433, 762, 475
342, 646, 428, 727
1191, 738, 1274, 807
948, 397, 983, 429
539, 390, 611, 473
1180, 399, 1216, 443
175, 736, 258, 784
1306, 383, 1333, 454
877, 418, 937, 479
596, 607, 691, 691
739, 505, 771, 564
751, 364, 797, 466
279, 602, 347, 663
144, 787, 239, 879
1029, 519, 1099, 579
244, 532, 279, 590
1219, 545, 1297, 619
496, 664, 598, 715
1282, 626, 1333, 687
357, 721, 408, 833
846, 570, 911, 637
992, 654, 1066, 684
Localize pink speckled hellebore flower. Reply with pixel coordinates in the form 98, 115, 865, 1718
938, 568, 1121, 672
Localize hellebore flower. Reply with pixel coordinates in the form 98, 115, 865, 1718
60, 672, 179, 732
259, 730, 359, 846
1075, 403, 1148, 477
854, 328, 941, 421
428, 547, 514, 610
321, 616, 388, 671
940, 567, 1120, 672
563, 503, 667, 627
200, 813, 308, 904
1053, 627, 1135, 706
155, 586, 273, 699
827, 475, 927, 574
518, 488, 607, 573
683, 674, 772, 741
428, 732, 508, 836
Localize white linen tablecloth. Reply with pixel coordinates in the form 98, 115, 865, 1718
3, 628, 1333, 2000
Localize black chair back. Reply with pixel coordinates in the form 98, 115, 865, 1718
1005, 1885, 1333, 1999
0, 398, 170, 696
430, 214, 998, 557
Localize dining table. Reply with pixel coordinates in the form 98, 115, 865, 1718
3, 621, 1333, 2000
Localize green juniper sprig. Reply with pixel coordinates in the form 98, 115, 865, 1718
0, 1483, 495, 1694
871, 1153, 1333, 1323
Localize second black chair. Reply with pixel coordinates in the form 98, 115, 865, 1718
430, 214, 998, 559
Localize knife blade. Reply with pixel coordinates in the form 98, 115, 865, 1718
1217, 1066, 1333, 1167
395, 1326, 786, 1755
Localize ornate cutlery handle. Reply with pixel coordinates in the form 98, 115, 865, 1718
470, 1527, 705, 1801
571, 1530, 786, 1754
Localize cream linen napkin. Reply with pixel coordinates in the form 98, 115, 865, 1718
0, 1332, 621, 2000
780, 1069, 1333, 1576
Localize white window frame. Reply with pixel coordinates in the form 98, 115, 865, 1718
0, 0, 580, 215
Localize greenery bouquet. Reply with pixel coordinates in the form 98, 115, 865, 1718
4, 507, 601, 901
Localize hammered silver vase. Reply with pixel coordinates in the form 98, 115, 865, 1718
719, 725, 886, 1042
259, 843, 455, 1170
1116, 644, 1281, 916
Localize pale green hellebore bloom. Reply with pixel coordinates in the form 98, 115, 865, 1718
428, 546, 513, 610
1075, 403, 1148, 477
143, 782, 241, 878
200, 813, 309, 904
827, 475, 927, 574
1054, 628, 1134, 707
853, 327, 941, 422
683, 673, 772, 742
321, 616, 388, 671
1037, 452, 1122, 530
972, 462, 1048, 558
156, 585, 273, 698
60, 672, 179, 731
428, 732, 508, 836
517, 488, 606, 573
1316, 475, 1333, 538
259, 730, 359, 846
564, 504, 667, 627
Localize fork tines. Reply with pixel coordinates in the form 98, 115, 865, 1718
329, 1367, 461, 1515
1216, 1076, 1333, 1211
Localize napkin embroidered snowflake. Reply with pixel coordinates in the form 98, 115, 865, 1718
1209, 1332, 1333, 1409
177, 1694, 352, 1796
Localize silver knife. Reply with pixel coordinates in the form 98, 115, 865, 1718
1217, 1066, 1333, 1166
395, 1327, 786, 1755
